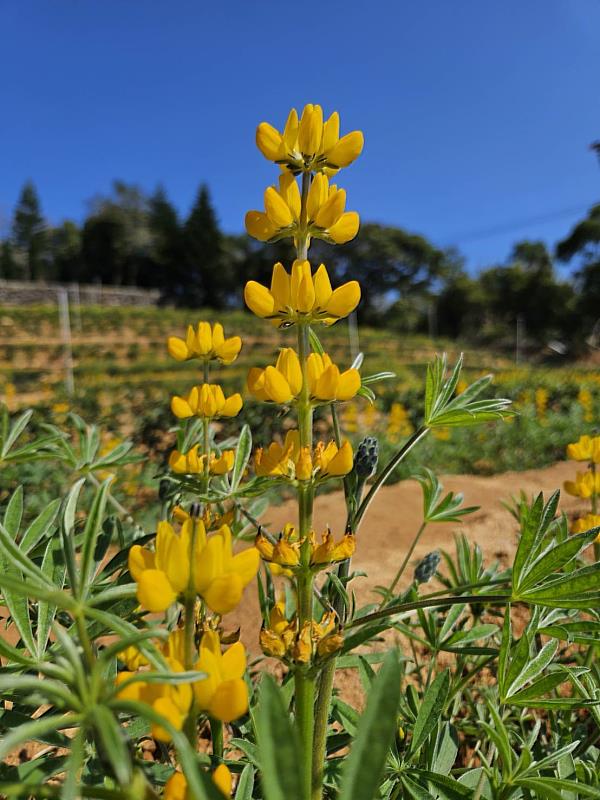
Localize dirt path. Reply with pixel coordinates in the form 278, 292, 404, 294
231, 460, 584, 650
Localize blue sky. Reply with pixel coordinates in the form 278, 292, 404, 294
1, 0, 599, 272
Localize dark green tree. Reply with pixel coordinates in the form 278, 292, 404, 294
556, 205, 600, 328
81, 182, 152, 285
146, 186, 183, 291
0, 240, 19, 279
12, 181, 48, 280
50, 221, 82, 282
181, 185, 232, 308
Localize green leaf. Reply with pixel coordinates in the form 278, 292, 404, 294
62, 726, 85, 800
255, 675, 304, 800
512, 492, 545, 588
235, 764, 255, 800
505, 639, 558, 698
79, 477, 113, 597
338, 650, 401, 800
1, 409, 33, 457
520, 563, 600, 605
19, 498, 61, 553
410, 669, 449, 755
518, 528, 598, 593
37, 535, 66, 658
231, 425, 252, 490
516, 778, 600, 799
59, 478, 86, 594
508, 673, 569, 705
3, 486, 23, 539
93, 705, 132, 785
413, 770, 472, 798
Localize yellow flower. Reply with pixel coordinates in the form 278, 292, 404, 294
129, 519, 259, 615
256, 104, 364, 174
245, 173, 359, 246
244, 260, 360, 327
567, 434, 600, 464
194, 630, 249, 723
571, 513, 600, 537
164, 765, 232, 799
563, 470, 600, 499
167, 322, 242, 365
310, 528, 356, 566
118, 645, 148, 671
115, 656, 192, 742
307, 352, 361, 403
171, 384, 243, 420
247, 348, 303, 403
313, 440, 353, 477
169, 446, 235, 475
254, 430, 301, 477
255, 523, 302, 568
259, 598, 296, 658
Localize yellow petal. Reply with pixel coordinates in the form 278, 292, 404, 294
270, 262, 291, 312
322, 111, 340, 152
231, 547, 260, 586
279, 173, 301, 219
315, 188, 346, 229
247, 367, 268, 401
167, 337, 189, 361
196, 322, 212, 355
208, 678, 249, 722
151, 696, 185, 742
325, 130, 364, 167
221, 640, 247, 681
220, 393, 243, 417
245, 210, 278, 242
323, 441, 353, 475
171, 396, 193, 419
290, 259, 312, 310
326, 281, 361, 318
195, 533, 224, 594
307, 173, 328, 220
244, 281, 275, 318
327, 212, 360, 244
136, 569, 177, 612
282, 108, 299, 150
164, 772, 188, 800
256, 121, 283, 161
264, 186, 294, 229
336, 369, 361, 401
128, 544, 155, 581
168, 450, 188, 474
213, 764, 233, 797
313, 264, 333, 308
214, 336, 242, 365
298, 103, 323, 156
264, 366, 294, 403
314, 364, 340, 401
277, 349, 303, 396
203, 572, 244, 615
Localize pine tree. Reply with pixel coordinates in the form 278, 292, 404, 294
183, 185, 232, 308
0, 240, 18, 279
12, 181, 48, 281
148, 186, 183, 291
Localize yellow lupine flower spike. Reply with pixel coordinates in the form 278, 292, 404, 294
194, 630, 249, 722
306, 352, 361, 403
167, 321, 242, 365
571, 514, 600, 537
115, 656, 192, 742
246, 173, 359, 246
129, 519, 259, 615
256, 104, 363, 174
563, 470, 600, 499
171, 384, 243, 420
169, 446, 235, 475
247, 348, 303, 404
567, 434, 600, 464
245, 260, 360, 327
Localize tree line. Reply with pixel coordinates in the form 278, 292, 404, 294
1, 180, 599, 353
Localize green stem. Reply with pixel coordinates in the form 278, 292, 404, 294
379, 522, 427, 608
183, 516, 199, 746
312, 659, 335, 800
354, 427, 429, 532
211, 717, 224, 761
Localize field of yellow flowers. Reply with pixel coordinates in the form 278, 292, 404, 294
1, 102, 600, 800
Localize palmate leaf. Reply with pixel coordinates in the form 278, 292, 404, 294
424, 354, 512, 428
415, 468, 478, 524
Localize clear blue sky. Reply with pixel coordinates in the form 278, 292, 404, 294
1, 0, 599, 272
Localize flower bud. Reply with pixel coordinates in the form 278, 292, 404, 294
414, 551, 440, 584
354, 436, 379, 480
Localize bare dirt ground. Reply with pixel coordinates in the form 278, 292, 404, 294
230, 460, 584, 651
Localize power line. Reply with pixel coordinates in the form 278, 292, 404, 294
442, 202, 598, 246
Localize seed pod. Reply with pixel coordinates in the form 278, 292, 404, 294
414, 550, 440, 584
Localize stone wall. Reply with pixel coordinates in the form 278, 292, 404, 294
0, 280, 160, 307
